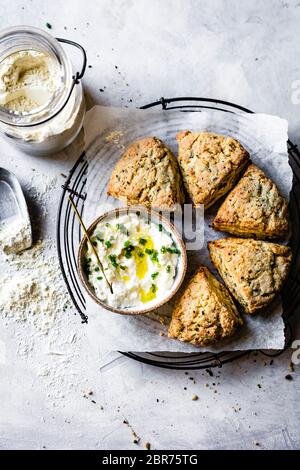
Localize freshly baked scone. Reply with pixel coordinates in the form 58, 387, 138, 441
208, 238, 292, 314
107, 137, 184, 210
168, 266, 242, 346
212, 164, 289, 239
176, 131, 249, 208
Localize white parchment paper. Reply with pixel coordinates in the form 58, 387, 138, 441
83, 105, 291, 352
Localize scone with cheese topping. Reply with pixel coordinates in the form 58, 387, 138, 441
176, 131, 249, 208
168, 266, 242, 346
107, 137, 184, 210
208, 238, 292, 314
212, 164, 289, 239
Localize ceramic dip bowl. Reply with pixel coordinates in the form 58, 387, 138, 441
77, 207, 187, 315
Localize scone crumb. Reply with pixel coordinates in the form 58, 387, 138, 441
123, 418, 141, 445
159, 330, 164, 337
192, 394, 199, 401
144, 442, 151, 450
105, 130, 125, 149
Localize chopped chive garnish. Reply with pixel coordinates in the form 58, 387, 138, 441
92, 240, 97, 246
123, 241, 135, 258
166, 247, 181, 255
105, 240, 112, 248
166, 265, 171, 273
139, 238, 147, 245
108, 254, 119, 267
105, 222, 110, 227
97, 276, 103, 280
137, 250, 145, 258
158, 224, 163, 232
160, 246, 166, 254
145, 248, 159, 262
151, 284, 157, 294
117, 223, 129, 235
120, 265, 126, 271
151, 272, 159, 280
94, 267, 100, 272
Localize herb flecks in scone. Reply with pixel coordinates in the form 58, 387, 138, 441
108, 137, 184, 210
208, 238, 292, 314
176, 131, 249, 208
168, 266, 242, 346
212, 164, 289, 239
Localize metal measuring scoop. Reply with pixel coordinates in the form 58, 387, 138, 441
0, 168, 32, 254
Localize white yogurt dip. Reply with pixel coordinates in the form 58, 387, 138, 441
84, 213, 181, 309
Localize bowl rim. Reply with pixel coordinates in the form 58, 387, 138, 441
77, 206, 187, 315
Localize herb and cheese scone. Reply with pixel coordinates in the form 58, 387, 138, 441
107, 137, 184, 210
208, 238, 292, 314
212, 164, 289, 239
168, 266, 242, 346
176, 131, 249, 208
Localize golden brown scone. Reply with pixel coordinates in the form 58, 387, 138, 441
176, 131, 249, 208
212, 164, 289, 239
168, 266, 242, 346
107, 137, 184, 210
208, 238, 292, 314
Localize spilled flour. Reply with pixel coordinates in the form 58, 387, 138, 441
24, 170, 58, 218
0, 239, 71, 334
0, 218, 32, 254
0, 164, 91, 411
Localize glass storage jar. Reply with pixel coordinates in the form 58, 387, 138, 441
0, 26, 86, 155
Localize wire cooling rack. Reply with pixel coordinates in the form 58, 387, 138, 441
57, 97, 300, 370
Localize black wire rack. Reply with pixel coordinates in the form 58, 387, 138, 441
57, 97, 300, 370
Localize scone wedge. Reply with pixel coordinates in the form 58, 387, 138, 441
208, 238, 292, 314
168, 266, 242, 346
107, 137, 184, 210
176, 131, 249, 208
212, 164, 289, 239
